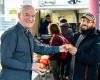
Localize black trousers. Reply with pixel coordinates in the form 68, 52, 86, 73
98, 65, 100, 80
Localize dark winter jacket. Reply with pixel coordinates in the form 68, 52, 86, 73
39, 20, 51, 35
72, 29, 100, 80
60, 23, 73, 41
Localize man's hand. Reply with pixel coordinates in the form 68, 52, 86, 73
59, 44, 77, 55
59, 45, 68, 52
32, 63, 45, 75
68, 47, 77, 55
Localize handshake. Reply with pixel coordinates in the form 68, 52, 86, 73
60, 44, 77, 55
32, 44, 77, 74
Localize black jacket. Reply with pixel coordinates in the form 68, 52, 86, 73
60, 23, 73, 41
39, 20, 51, 35
72, 29, 100, 80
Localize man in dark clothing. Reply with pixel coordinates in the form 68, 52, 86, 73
69, 13, 100, 80
59, 18, 73, 80
97, 29, 100, 80
39, 14, 52, 35
59, 18, 73, 41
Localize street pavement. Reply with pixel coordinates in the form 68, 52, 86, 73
35, 72, 54, 80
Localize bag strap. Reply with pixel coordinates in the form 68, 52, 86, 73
75, 34, 85, 48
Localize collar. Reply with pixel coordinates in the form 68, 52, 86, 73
16, 22, 27, 33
